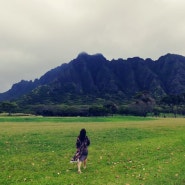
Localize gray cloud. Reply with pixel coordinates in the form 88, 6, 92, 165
0, 0, 185, 92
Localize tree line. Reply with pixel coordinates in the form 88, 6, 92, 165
0, 92, 185, 117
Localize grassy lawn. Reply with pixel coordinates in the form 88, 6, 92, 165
0, 116, 185, 185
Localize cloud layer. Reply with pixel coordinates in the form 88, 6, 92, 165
0, 0, 185, 92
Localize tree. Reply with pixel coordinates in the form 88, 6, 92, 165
88, 105, 107, 116
0, 101, 18, 115
131, 92, 156, 116
160, 94, 185, 117
103, 102, 118, 115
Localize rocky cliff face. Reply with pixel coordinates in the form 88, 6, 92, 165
0, 53, 185, 104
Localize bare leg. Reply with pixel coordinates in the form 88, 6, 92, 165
77, 160, 82, 173
83, 159, 87, 169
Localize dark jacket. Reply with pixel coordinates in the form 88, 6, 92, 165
76, 136, 90, 154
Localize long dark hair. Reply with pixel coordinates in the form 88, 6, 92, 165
79, 128, 86, 141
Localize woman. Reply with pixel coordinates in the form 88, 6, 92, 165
71, 128, 90, 173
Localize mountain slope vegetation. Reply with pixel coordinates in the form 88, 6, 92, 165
0, 53, 185, 113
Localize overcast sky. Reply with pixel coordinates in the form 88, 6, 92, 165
0, 0, 185, 93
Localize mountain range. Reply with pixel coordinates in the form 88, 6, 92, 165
0, 52, 185, 105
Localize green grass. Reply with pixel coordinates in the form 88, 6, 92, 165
0, 115, 154, 123
0, 116, 185, 185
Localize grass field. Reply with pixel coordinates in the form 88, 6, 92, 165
0, 116, 185, 185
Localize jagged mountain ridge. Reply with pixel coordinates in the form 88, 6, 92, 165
0, 53, 185, 103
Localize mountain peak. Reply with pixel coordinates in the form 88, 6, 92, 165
158, 53, 185, 61
77, 52, 106, 60
77, 52, 89, 58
